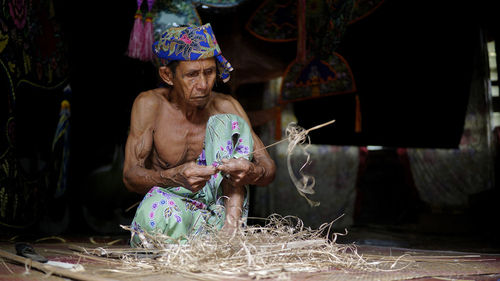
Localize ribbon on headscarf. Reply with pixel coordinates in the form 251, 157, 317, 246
153, 23, 234, 82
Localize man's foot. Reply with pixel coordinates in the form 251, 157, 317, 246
221, 214, 239, 235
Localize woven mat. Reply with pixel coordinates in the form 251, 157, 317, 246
1, 242, 499, 281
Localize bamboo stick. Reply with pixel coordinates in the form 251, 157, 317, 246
0, 249, 117, 281
250, 119, 336, 155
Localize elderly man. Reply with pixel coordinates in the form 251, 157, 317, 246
123, 23, 276, 245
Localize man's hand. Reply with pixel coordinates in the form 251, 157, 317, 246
216, 158, 264, 187
168, 162, 217, 193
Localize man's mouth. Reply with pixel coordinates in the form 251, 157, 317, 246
191, 94, 209, 99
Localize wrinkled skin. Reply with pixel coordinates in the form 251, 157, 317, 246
123, 58, 276, 231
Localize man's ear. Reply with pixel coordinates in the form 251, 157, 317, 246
159, 66, 174, 86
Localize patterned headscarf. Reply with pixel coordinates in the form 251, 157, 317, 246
153, 23, 233, 82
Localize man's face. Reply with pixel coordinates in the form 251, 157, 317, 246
172, 57, 217, 108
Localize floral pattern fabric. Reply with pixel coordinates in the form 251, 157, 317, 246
130, 114, 253, 246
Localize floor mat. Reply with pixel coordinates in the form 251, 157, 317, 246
1, 237, 499, 281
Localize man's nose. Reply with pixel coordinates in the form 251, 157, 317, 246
196, 74, 208, 90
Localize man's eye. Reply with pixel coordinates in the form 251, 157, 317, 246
187, 72, 198, 77
204, 69, 214, 75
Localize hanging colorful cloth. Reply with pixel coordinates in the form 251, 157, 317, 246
141, 0, 155, 61
278, 0, 361, 134
52, 84, 72, 198
246, 0, 385, 132
127, 0, 144, 59
275, 0, 356, 136
280, 53, 356, 104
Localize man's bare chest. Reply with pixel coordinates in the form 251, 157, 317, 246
152, 117, 207, 167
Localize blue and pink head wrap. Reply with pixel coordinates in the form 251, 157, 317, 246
153, 23, 233, 82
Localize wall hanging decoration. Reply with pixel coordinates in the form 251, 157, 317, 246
245, 0, 298, 42
246, 0, 384, 136
52, 84, 72, 199
128, 0, 145, 59
0, 0, 69, 229
141, 0, 156, 61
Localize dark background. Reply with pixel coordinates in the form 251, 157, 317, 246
3, 0, 500, 244
52, 0, 499, 173
296, 0, 488, 148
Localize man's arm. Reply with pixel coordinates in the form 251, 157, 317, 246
123, 92, 216, 194
215, 94, 276, 187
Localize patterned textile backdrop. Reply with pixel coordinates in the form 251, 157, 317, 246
406, 30, 494, 209
0, 0, 69, 229
246, 0, 384, 43
279, 53, 356, 104
245, 0, 384, 133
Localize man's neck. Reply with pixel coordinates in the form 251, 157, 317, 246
167, 89, 211, 122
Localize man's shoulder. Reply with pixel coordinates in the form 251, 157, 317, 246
136, 88, 167, 103
212, 92, 239, 113
134, 88, 168, 109
130, 89, 171, 122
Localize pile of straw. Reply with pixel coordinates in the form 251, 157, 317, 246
106, 215, 410, 280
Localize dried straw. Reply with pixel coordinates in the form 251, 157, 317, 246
0, 258, 14, 274
80, 214, 412, 280
250, 120, 336, 207
78, 119, 418, 279
285, 122, 318, 207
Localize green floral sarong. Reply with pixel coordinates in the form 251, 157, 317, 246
130, 114, 253, 246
